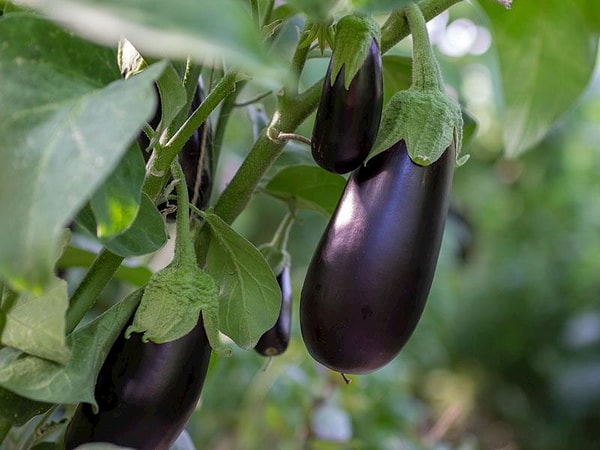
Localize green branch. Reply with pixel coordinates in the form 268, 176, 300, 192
65, 249, 124, 334
381, 0, 463, 53
144, 71, 240, 200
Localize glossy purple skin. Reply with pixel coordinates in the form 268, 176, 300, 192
311, 39, 383, 174
300, 141, 455, 374
64, 315, 211, 450
255, 267, 293, 356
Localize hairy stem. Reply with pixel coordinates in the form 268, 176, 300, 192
145, 71, 240, 200
405, 2, 444, 91
171, 159, 195, 266
381, 0, 463, 53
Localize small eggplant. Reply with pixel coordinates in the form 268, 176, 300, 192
300, 140, 454, 374
255, 266, 293, 356
311, 39, 383, 174
64, 315, 211, 450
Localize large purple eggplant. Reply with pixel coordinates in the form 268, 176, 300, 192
311, 39, 383, 174
300, 140, 454, 374
64, 315, 211, 450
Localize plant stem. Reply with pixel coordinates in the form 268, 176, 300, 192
144, 71, 240, 200
270, 212, 295, 252
380, 0, 463, 53
212, 80, 246, 173
405, 2, 443, 91
171, 159, 195, 266
65, 249, 124, 334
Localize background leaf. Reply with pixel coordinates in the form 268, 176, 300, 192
90, 143, 146, 238
0, 278, 70, 364
202, 212, 280, 350
481, 0, 598, 157
0, 15, 164, 293
0, 289, 141, 407
77, 194, 167, 257
263, 165, 346, 217
18, 0, 287, 87
382, 55, 412, 104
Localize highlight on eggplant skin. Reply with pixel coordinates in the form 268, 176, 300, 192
310, 38, 383, 174
63, 315, 211, 450
255, 267, 293, 357
300, 140, 455, 375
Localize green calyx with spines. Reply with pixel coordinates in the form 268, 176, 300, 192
370, 2, 467, 166
330, 14, 381, 89
126, 159, 227, 354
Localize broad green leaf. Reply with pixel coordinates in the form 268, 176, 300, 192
0, 14, 165, 293
0, 278, 69, 364
0, 288, 142, 407
264, 165, 346, 217
56, 245, 152, 287
382, 55, 412, 104
90, 143, 146, 238
202, 212, 280, 350
18, 0, 287, 87
481, 0, 597, 157
77, 194, 167, 257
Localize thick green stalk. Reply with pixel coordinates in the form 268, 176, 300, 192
211, 90, 320, 227
171, 159, 195, 266
380, 0, 462, 53
405, 2, 443, 91
144, 71, 240, 200
65, 249, 123, 334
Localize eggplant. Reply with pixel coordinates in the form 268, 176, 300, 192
64, 315, 211, 450
300, 140, 454, 374
311, 39, 383, 174
255, 266, 293, 356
